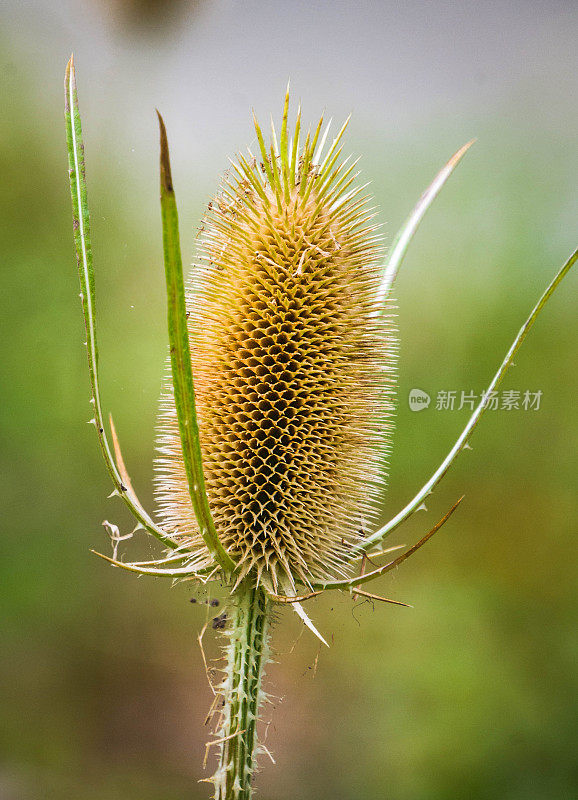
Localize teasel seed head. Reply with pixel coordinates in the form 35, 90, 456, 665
155, 93, 397, 591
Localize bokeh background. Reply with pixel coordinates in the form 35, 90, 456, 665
1, 1, 577, 798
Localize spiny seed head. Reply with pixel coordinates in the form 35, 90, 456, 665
155, 93, 397, 591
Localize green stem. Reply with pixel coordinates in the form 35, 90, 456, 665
213, 583, 271, 800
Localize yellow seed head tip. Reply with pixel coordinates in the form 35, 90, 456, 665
155, 97, 397, 587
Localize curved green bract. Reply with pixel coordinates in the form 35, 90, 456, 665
64, 56, 184, 554
376, 139, 475, 307
360, 247, 578, 554
157, 112, 236, 575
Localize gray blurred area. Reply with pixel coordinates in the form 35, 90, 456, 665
1, 2, 577, 799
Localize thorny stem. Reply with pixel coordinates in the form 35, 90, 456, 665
213, 583, 271, 800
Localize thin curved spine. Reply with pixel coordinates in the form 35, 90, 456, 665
320, 496, 463, 590
90, 550, 214, 578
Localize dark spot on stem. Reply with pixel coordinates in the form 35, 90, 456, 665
212, 612, 227, 630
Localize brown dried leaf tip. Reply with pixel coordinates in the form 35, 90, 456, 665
155, 92, 397, 592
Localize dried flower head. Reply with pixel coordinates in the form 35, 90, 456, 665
155, 97, 396, 590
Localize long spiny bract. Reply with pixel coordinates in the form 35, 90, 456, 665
155, 96, 397, 591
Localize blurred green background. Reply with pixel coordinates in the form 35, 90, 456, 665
1, 1, 576, 798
